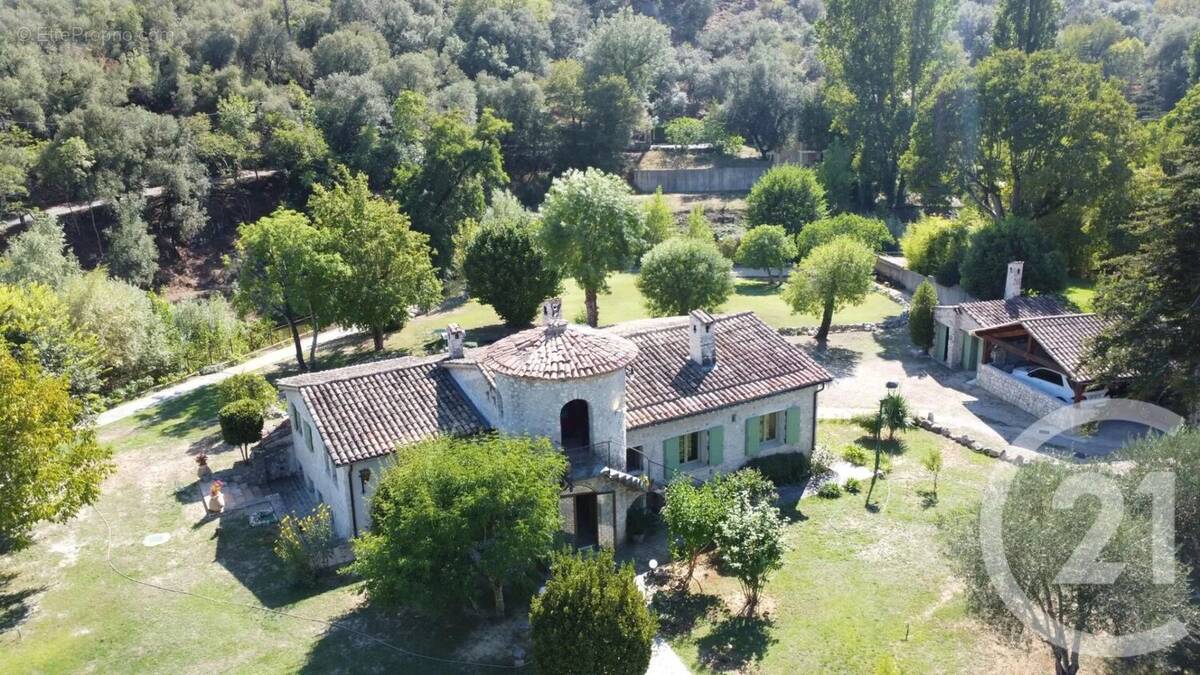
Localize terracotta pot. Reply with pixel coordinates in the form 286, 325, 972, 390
197, 464, 212, 480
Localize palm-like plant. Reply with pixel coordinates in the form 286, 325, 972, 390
880, 393, 910, 440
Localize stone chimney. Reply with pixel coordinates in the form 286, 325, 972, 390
446, 323, 465, 359
541, 298, 564, 327
1004, 261, 1024, 300
689, 309, 717, 367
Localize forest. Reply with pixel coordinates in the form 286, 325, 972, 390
1, 0, 1199, 414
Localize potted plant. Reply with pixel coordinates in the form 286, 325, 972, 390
206, 479, 226, 513
627, 507, 657, 544
195, 453, 212, 479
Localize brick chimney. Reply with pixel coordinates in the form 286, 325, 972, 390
446, 323, 465, 359
541, 298, 564, 328
1004, 261, 1024, 300
689, 309, 716, 367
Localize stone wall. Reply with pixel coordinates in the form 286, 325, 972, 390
491, 369, 629, 453
631, 164, 770, 193
282, 389, 354, 539
975, 363, 1063, 418
875, 255, 975, 305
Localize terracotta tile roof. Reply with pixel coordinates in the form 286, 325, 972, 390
278, 354, 489, 466
980, 313, 1107, 382
957, 296, 1066, 328
615, 312, 832, 429
481, 322, 640, 380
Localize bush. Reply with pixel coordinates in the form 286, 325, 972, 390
712, 468, 778, 506
464, 219, 563, 326
274, 503, 336, 586
716, 234, 741, 260
817, 481, 843, 498
662, 477, 723, 583
664, 116, 705, 146
715, 493, 786, 611
636, 237, 734, 316
736, 225, 796, 285
219, 398, 264, 461
741, 452, 812, 486
909, 280, 937, 352
959, 217, 1068, 299
685, 205, 715, 242
899, 215, 970, 286
746, 165, 828, 237
530, 549, 657, 675
842, 444, 870, 466
795, 214, 893, 258
642, 187, 676, 245
174, 295, 251, 371
844, 477, 863, 494
217, 372, 276, 412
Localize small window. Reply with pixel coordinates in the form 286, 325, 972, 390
679, 432, 702, 464
626, 446, 644, 472
760, 412, 780, 444
290, 402, 298, 420
304, 421, 314, 453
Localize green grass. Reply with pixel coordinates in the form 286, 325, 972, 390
382, 272, 903, 354
659, 422, 1029, 674
1063, 277, 1096, 313
0, 385, 501, 674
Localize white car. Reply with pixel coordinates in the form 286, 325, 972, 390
1011, 366, 1107, 403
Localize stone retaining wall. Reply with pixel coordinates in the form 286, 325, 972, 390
631, 164, 770, 193
975, 363, 1063, 419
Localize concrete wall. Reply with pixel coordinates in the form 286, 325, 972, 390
625, 385, 819, 484
491, 370, 628, 454
283, 390, 354, 539
976, 364, 1063, 418
876, 255, 975, 305
632, 165, 770, 194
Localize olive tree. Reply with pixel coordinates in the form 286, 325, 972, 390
463, 218, 562, 326
783, 236, 875, 342
746, 166, 828, 239
636, 238, 733, 317
736, 225, 796, 286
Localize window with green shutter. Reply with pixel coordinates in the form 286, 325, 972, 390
745, 415, 761, 457
785, 406, 802, 445
663, 436, 680, 476
707, 425, 724, 465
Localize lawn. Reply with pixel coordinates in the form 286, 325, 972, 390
0, 384, 509, 674
1062, 277, 1096, 313
657, 422, 1049, 674
382, 272, 903, 354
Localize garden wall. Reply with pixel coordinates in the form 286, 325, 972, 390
975, 364, 1064, 419
874, 255, 975, 305
631, 164, 771, 193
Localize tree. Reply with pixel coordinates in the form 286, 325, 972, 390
661, 477, 722, 585
539, 168, 646, 327
820, 0, 956, 210
816, 137, 856, 214
475, 72, 558, 199
171, 296, 247, 370
795, 214, 893, 258
216, 372, 276, 412
349, 435, 566, 616
219, 398, 264, 462
993, 0, 1060, 53
1119, 429, 1200, 568
736, 225, 796, 286
904, 52, 1137, 269
909, 280, 937, 353
921, 445, 943, 495
642, 187, 676, 245
637, 238, 734, 317
899, 215, 970, 286
746, 166, 828, 239
274, 503, 336, 587
783, 236, 875, 341
106, 193, 158, 288
234, 209, 344, 370
721, 51, 802, 157
685, 205, 714, 242
463, 218, 563, 326
943, 461, 1194, 675
530, 548, 657, 675
664, 117, 705, 146
310, 171, 441, 351
0, 348, 112, 551
958, 217, 1067, 300
0, 213, 81, 288
715, 493, 786, 613
312, 25, 387, 78
581, 8, 672, 98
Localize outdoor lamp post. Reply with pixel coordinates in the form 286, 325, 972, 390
866, 381, 899, 509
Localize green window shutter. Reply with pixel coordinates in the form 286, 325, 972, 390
707, 425, 724, 466
785, 406, 802, 445
744, 416, 761, 457
663, 436, 680, 477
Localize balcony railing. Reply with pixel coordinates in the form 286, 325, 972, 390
559, 442, 676, 489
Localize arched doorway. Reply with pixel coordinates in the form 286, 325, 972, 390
559, 399, 590, 450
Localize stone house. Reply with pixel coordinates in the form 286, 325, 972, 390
276, 301, 832, 547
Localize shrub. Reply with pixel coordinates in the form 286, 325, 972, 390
741, 452, 812, 486
463, 219, 563, 326
842, 444, 870, 466
685, 205, 714, 242
173, 295, 250, 370
736, 225, 796, 285
746, 165, 828, 237
274, 503, 335, 586
716, 234, 741, 260
899, 215, 970, 286
664, 116, 705, 146
637, 237, 734, 316
642, 187, 676, 245
880, 393, 911, 440
216, 372, 276, 412
817, 481, 842, 498
909, 280, 937, 352
795, 214, 893, 258
530, 549, 657, 675
662, 477, 722, 583
844, 477, 863, 494
715, 494, 786, 611
712, 468, 778, 506
219, 398, 264, 461
959, 216, 1067, 299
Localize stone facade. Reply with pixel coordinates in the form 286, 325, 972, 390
975, 363, 1063, 418
283, 389, 354, 538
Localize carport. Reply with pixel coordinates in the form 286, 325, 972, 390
974, 313, 1108, 403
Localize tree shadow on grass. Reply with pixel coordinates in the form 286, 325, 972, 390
651, 587, 722, 638
855, 435, 909, 456
808, 345, 863, 379
134, 385, 220, 439
0, 571, 43, 635
696, 613, 777, 672
211, 514, 349, 608
916, 487, 939, 509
